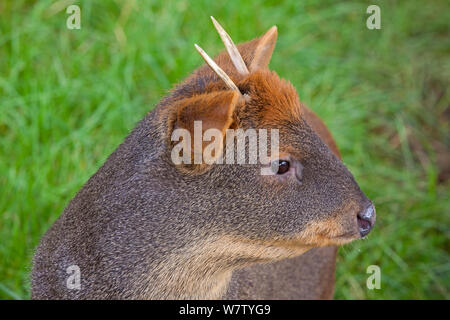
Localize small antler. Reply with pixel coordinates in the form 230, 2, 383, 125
210, 16, 249, 75
194, 43, 241, 93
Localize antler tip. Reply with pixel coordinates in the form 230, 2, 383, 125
210, 16, 249, 75
194, 43, 202, 52
210, 16, 221, 28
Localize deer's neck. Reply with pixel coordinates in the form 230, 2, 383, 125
143, 238, 234, 299
142, 235, 309, 299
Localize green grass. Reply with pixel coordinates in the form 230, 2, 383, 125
0, 0, 449, 299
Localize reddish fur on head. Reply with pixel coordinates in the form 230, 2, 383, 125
236, 70, 302, 126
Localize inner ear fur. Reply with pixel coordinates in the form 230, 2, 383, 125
168, 90, 242, 170
174, 90, 240, 135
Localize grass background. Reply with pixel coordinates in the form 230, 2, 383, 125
0, 0, 449, 299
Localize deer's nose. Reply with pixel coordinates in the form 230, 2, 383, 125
357, 203, 376, 237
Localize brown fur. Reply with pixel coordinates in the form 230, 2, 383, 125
31, 25, 374, 300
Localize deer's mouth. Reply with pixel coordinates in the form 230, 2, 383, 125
327, 203, 376, 244
333, 231, 359, 239
292, 230, 359, 247
324, 231, 360, 245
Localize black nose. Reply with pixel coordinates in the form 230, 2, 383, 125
357, 203, 376, 237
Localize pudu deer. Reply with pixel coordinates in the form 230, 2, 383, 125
32, 17, 376, 299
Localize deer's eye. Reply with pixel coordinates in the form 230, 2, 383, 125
275, 160, 290, 174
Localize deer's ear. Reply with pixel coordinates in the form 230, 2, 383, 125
168, 91, 241, 169
249, 26, 278, 72
174, 90, 240, 137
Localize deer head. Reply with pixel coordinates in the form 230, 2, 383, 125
157, 17, 376, 258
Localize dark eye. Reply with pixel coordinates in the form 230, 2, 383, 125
275, 160, 290, 174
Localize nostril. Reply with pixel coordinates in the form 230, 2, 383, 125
357, 204, 376, 237
357, 215, 371, 237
